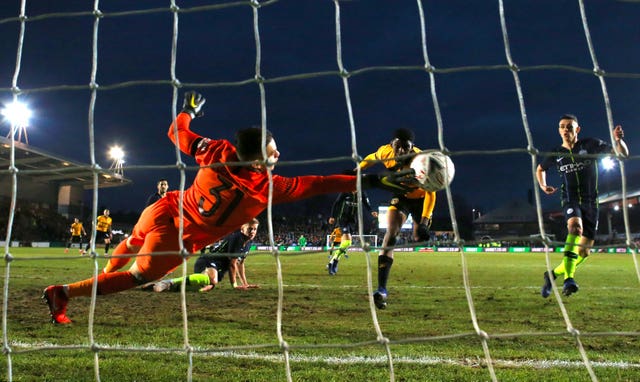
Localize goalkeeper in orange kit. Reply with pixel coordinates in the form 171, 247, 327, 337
42, 91, 414, 325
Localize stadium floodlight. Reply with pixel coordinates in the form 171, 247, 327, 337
2, 100, 32, 144
108, 145, 126, 178
601, 156, 615, 171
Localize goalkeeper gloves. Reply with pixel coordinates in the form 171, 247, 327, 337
362, 169, 416, 194
182, 91, 206, 119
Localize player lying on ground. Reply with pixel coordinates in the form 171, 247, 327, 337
43, 91, 413, 324
152, 219, 259, 292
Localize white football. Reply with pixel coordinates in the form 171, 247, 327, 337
410, 151, 455, 192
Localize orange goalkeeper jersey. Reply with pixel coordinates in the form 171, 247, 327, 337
167, 113, 357, 252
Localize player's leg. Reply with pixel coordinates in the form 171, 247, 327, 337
374, 206, 404, 309
573, 204, 598, 270
332, 232, 352, 274
103, 234, 112, 255
104, 204, 154, 273
78, 236, 84, 255
560, 215, 583, 296
103, 238, 140, 273
43, 208, 179, 324
154, 273, 212, 292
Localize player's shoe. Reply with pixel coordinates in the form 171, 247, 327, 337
373, 289, 387, 310
541, 271, 555, 298
331, 260, 339, 275
153, 281, 172, 292
562, 278, 579, 296
42, 285, 72, 324
327, 261, 335, 276
64, 248, 69, 254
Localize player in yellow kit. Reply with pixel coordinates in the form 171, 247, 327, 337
65, 218, 87, 254
360, 128, 436, 309
84, 209, 113, 255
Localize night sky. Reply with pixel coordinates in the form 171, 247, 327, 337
1, 0, 639, 218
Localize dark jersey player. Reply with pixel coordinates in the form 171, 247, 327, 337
43, 91, 412, 324
152, 218, 259, 292
536, 114, 628, 298
326, 191, 377, 275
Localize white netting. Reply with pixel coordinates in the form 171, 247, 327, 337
2, 1, 640, 382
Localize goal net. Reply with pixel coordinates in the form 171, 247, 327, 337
1, 1, 639, 382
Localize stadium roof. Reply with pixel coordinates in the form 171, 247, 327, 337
0, 136, 131, 189
473, 200, 538, 224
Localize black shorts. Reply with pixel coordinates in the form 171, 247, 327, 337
337, 218, 358, 234
69, 235, 83, 244
389, 196, 423, 223
563, 201, 599, 240
194, 255, 230, 282
95, 231, 111, 244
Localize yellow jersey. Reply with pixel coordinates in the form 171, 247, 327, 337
96, 215, 112, 233
70, 222, 84, 236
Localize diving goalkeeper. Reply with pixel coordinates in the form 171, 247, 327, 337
43, 91, 413, 325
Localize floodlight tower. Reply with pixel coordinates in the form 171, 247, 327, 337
2, 100, 32, 144
108, 145, 125, 178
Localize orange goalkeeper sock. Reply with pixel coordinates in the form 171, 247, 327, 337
66, 271, 139, 298
103, 241, 134, 273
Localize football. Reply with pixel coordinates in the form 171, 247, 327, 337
410, 151, 455, 192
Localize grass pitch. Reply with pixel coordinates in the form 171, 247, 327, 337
1, 247, 639, 381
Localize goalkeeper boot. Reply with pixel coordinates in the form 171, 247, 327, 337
42, 285, 72, 324
562, 278, 579, 297
373, 288, 387, 310
541, 271, 556, 298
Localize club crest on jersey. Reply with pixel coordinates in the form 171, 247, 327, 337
197, 138, 211, 153
566, 208, 574, 214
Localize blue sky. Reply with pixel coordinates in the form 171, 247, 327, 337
0, 0, 638, 216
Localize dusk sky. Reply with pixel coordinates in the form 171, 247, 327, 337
1, 0, 639, 218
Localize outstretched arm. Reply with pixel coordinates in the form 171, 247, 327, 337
167, 91, 208, 157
